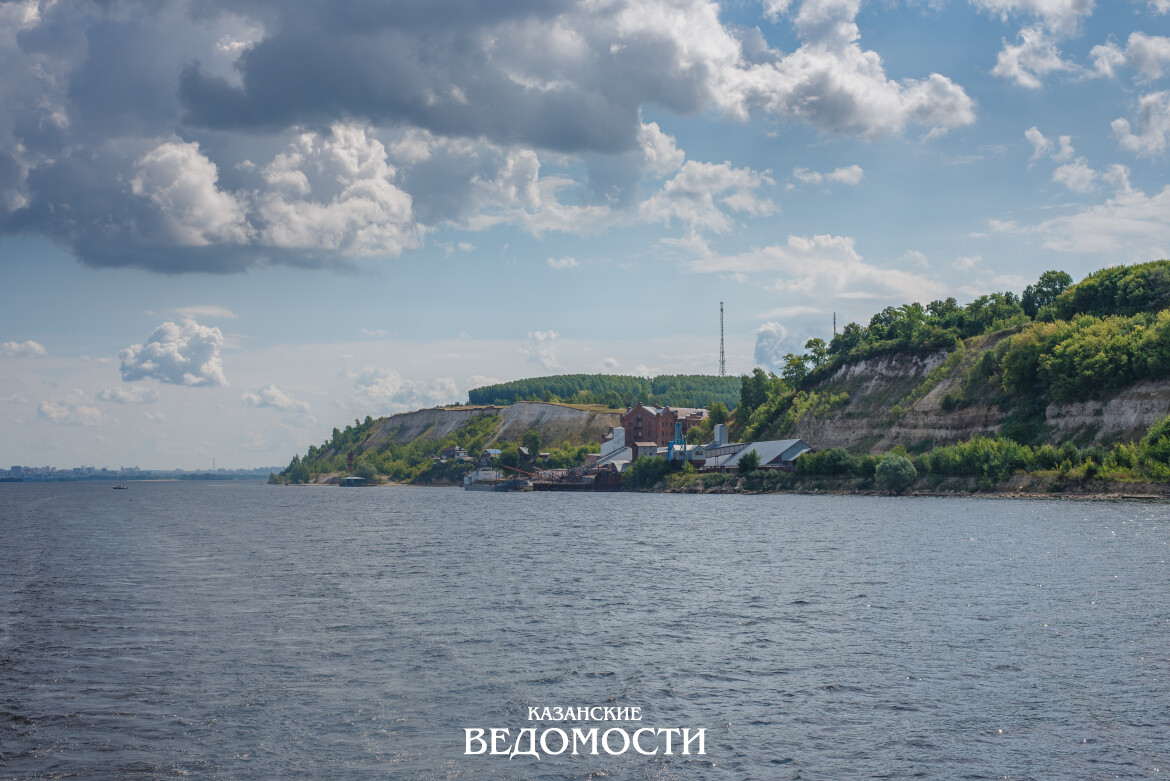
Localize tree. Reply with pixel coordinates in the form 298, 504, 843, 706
1139, 414, 1170, 468
738, 449, 761, 474
355, 461, 378, 482
622, 456, 671, 489
740, 368, 772, 418
875, 454, 917, 494
804, 337, 828, 367
521, 430, 542, 457
928, 297, 961, 320
1022, 270, 1073, 318
709, 401, 729, 425
781, 353, 809, 385
499, 444, 521, 468
868, 305, 901, 340
962, 292, 1025, 336
828, 322, 865, 355
284, 455, 311, 484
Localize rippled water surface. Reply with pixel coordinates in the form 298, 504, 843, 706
1, 482, 1168, 779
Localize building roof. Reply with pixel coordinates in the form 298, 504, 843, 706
595, 445, 632, 466
633, 441, 659, 448
670, 407, 708, 418
720, 439, 811, 468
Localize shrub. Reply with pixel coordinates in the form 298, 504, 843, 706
622, 456, 671, 490
795, 447, 857, 476
738, 449, 761, 473
1140, 414, 1170, 467
876, 454, 917, 494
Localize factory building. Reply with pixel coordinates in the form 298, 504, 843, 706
620, 403, 709, 447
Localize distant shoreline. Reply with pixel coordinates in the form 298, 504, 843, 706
272, 477, 1168, 501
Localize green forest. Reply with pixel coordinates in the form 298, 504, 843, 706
466, 373, 740, 409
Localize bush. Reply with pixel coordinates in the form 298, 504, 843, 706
622, 456, 671, 490
795, 447, 856, 476
738, 449, 761, 474
354, 461, 378, 482
875, 454, 917, 494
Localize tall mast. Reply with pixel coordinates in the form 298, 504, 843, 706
719, 301, 725, 377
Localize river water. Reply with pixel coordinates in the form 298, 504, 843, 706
1, 482, 1168, 779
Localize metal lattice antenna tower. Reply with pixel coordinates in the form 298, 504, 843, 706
719, 301, 726, 377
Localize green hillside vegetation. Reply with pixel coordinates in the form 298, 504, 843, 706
271, 410, 597, 485
467, 373, 740, 410
709, 260, 1170, 492
737, 261, 1170, 441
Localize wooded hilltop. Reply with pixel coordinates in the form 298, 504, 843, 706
274, 260, 1170, 495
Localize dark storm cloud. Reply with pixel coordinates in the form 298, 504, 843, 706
66, 19, 184, 133
0, 0, 976, 273
177, 17, 649, 154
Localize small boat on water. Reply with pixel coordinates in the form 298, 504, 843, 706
463, 468, 532, 492
112, 483, 129, 489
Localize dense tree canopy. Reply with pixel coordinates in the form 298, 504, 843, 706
467, 374, 740, 410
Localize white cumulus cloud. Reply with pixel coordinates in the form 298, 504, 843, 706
38, 394, 104, 426
1092, 33, 1170, 81
642, 160, 776, 233
350, 367, 459, 412
1008, 181, 1170, 258
973, 0, 1095, 35
1052, 157, 1097, 192
521, 330, 561, 370
688, 234, 947, 301
1026, 126, 1053, 160
728, 7, 976, 136
119, 320, 228, 387
992, 26, 1075, 88
792, 165, 864, 185
172, 304, 238, 320
547, 257, 579, 269
638, 122, 686, 178
754, 321, 791, 371
257, 124, 421, 256
131, 141, 251, 246
0, 340, 47, 357
97, 386, 160, 404
241, 383, 314, 422
1112, 92, 1170, 157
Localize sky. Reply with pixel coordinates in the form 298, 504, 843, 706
1, 0, 1169, 469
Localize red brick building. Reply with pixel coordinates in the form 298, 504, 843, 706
620, 403, 708, 447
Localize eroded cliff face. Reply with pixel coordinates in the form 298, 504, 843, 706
1044, 382, 1170, 444
361, 406, 500, 451
789, 352, 952, 450
784, 348, 1170, 452
357, 401, 619, 454
489, 402, 619, 445
875, 381, 1002, 451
